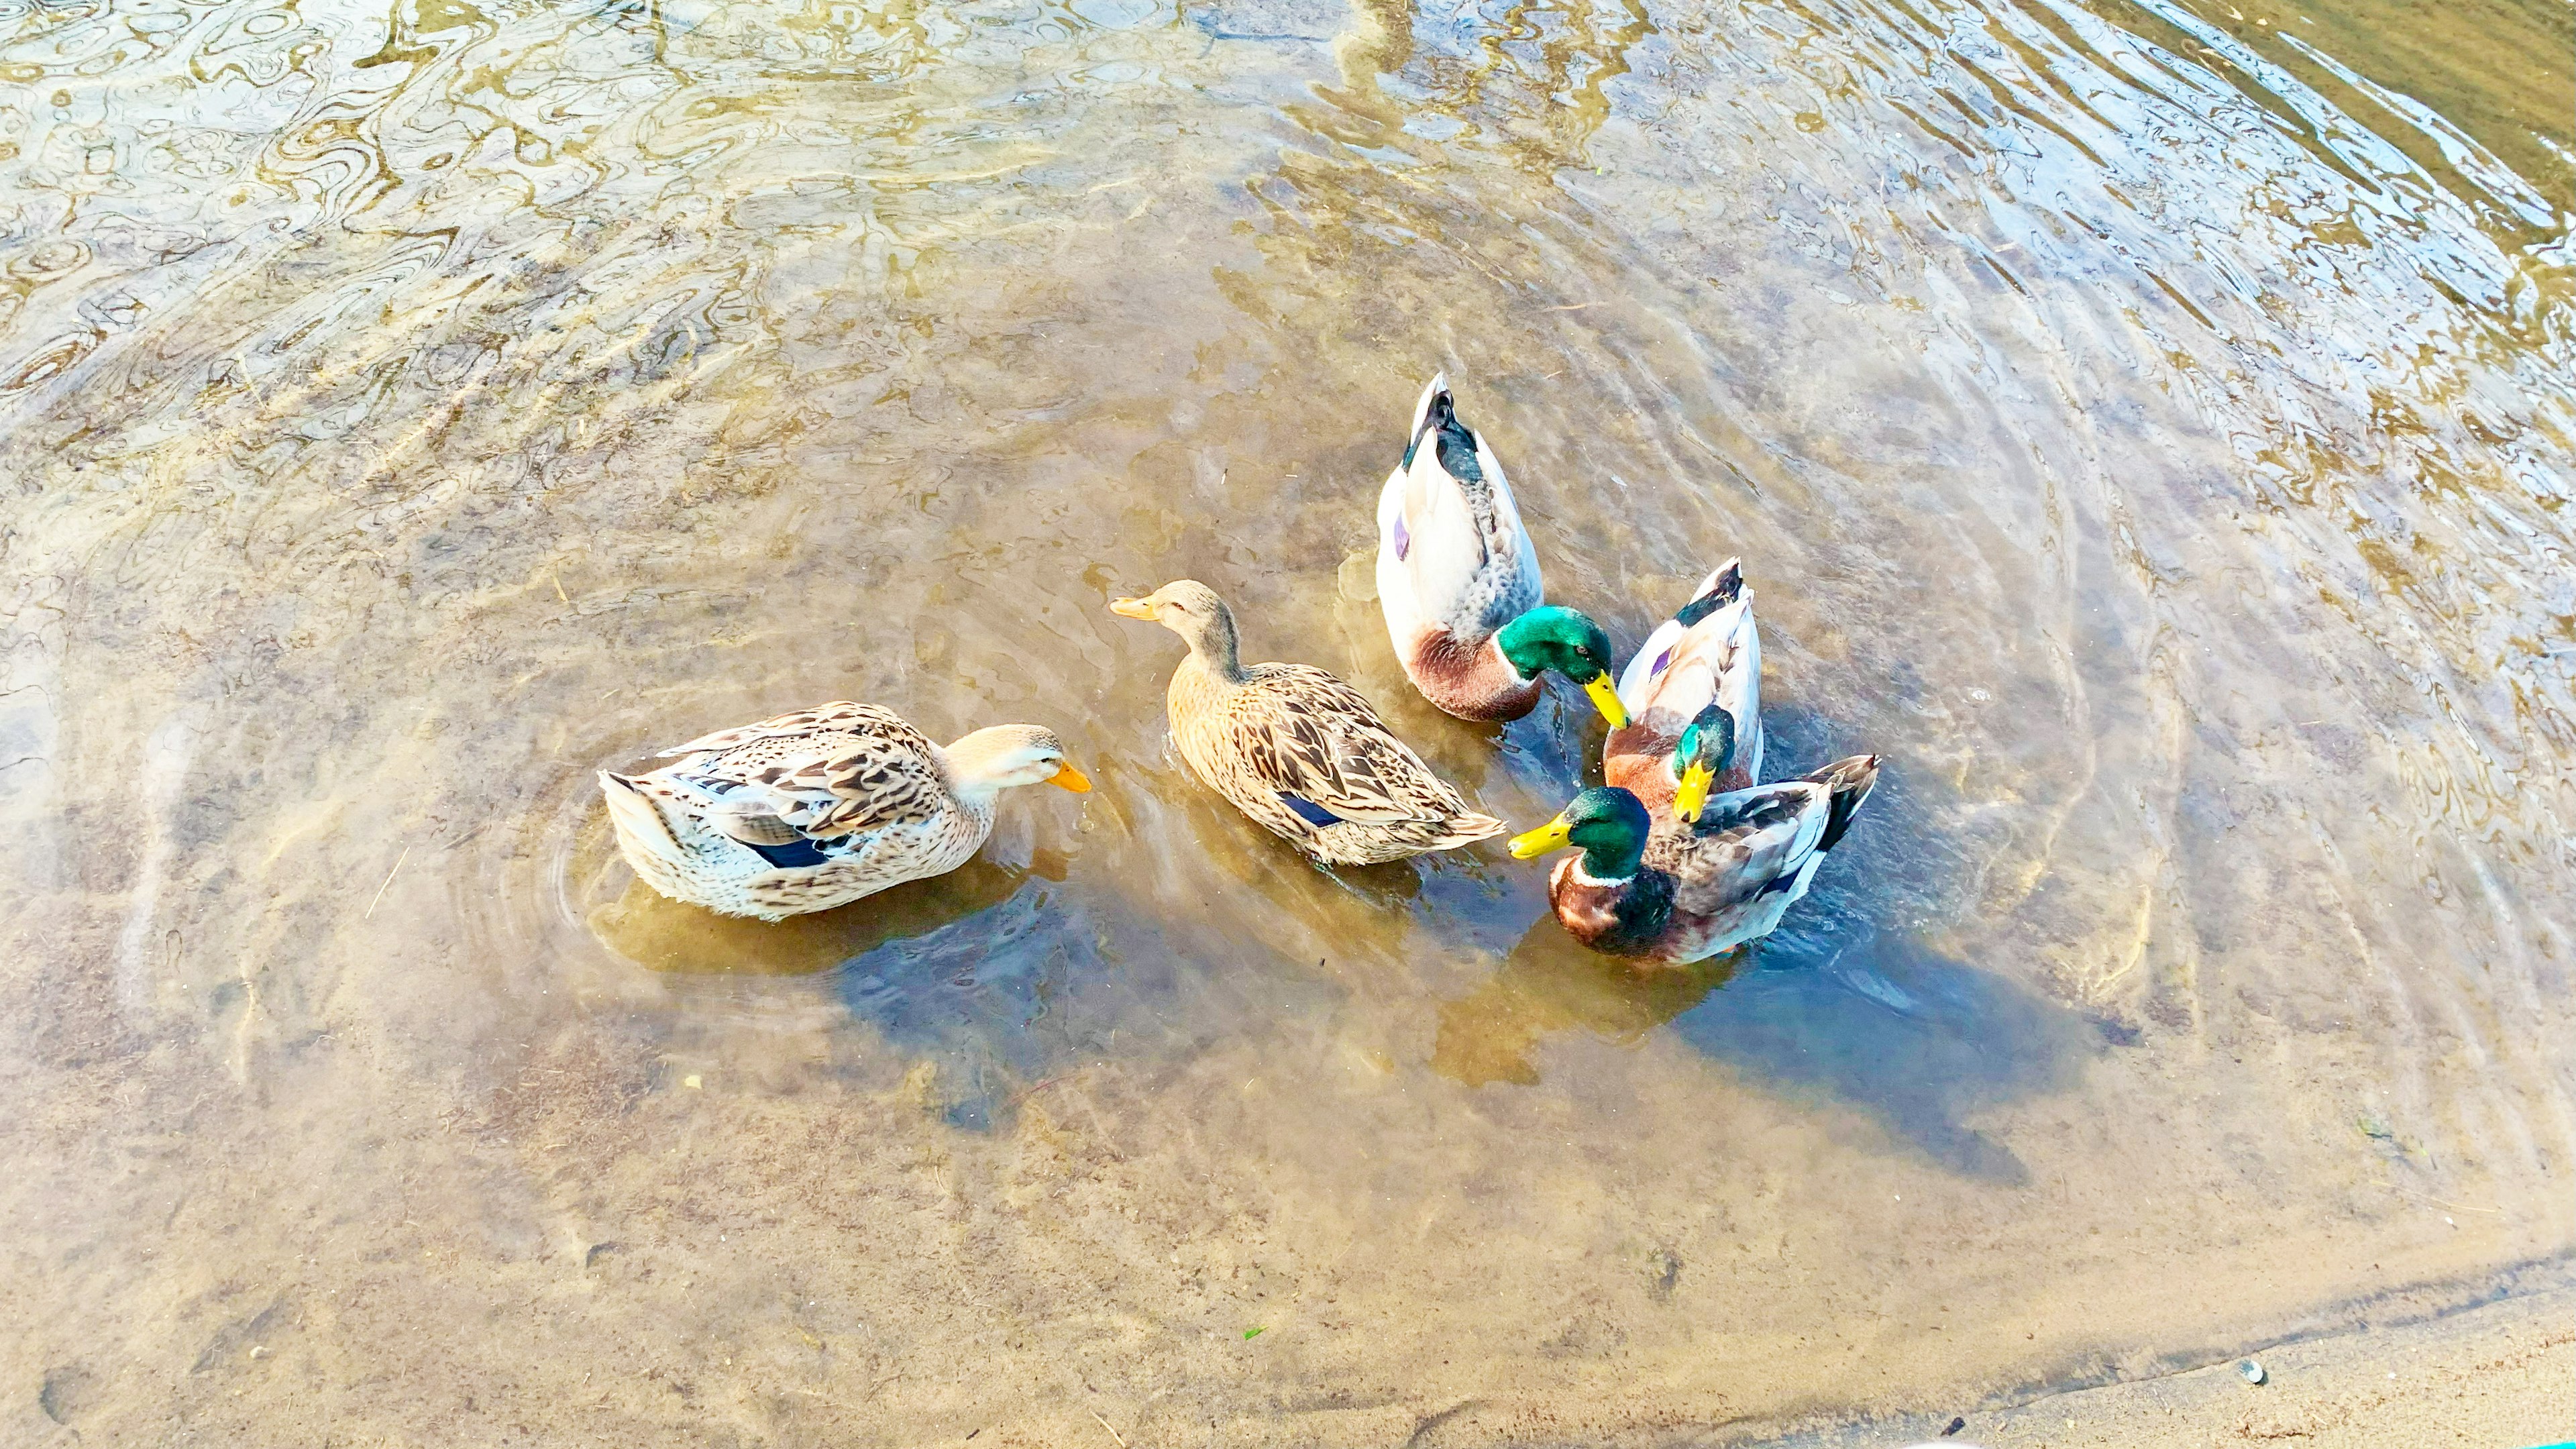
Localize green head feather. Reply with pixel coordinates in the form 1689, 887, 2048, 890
1676, 705, 1737, 779
1495, 606, 1615, 686
1561, 786, 1651, 879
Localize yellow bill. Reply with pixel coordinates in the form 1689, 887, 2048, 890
1108, 596, 1156, 619
1673, 761, 1714, 822
1507, 814, 1574, 860
1582, 674, 1629, 729
1049, 761, 1093, 793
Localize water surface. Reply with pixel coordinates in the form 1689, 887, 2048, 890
3, 0, 2572, 1440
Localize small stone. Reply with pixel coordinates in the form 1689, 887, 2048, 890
248, 1346, 268, 1360
2239, 1358, 2265, 1385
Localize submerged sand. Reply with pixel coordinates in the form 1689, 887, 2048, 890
3, 0, 2572, 1441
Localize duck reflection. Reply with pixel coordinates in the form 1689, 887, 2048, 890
588, 850, 1066, 975
1433, 912, 1739, 1086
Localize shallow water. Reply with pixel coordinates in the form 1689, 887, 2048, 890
2, 0, 2571, 1440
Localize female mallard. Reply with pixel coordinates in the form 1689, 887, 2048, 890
1111, 580, 1505, 865
1507, 756, 1879, 964
1605, 560, 1762, 818
599, 702, 1089, 920
1375, 373, 1628, 727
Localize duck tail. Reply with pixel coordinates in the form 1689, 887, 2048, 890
1403, 371, 1452, 458
1435, 810, 1509, 849
599, 771, 683, 856
1672, 557, 1745, 627
1804, 754, 1880, 855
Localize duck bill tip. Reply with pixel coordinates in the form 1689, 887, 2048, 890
1673, 763, 1714, 822
1507, 820, 1571, 860
1582, 674, 1629, 729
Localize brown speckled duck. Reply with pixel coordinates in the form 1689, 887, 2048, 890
1111, 580, 1504, 865
1374, 373, 1628, 727
599, 703, 1089, 920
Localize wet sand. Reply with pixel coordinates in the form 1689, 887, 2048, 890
1790, 1274, 2575, 1449
3, 0, 2572, 1440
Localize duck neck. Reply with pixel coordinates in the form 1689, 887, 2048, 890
1413, 630, 1540, 719
1575, 837, 1644, 883
1181, 605, 1248, 686
1556, 859, 1677, 954
934, 741, 1012, 813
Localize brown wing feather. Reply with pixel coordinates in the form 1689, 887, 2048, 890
1228, 664, 1471, 823
1649, 781, 1831, 913
656, 702, 949, 841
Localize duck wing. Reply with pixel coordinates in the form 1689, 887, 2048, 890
1229, 663, 1477, 826
1657, 754, 1879, 913
651, 702, 951, 844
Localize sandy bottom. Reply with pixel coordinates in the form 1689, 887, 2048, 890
4, 0, 2572, 1440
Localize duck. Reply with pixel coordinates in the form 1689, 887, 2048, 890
599, 702, 1089, 920
1375, 373, 1628, 727
1605, 559, 1762, 818
1111, 580, 1505, 865
1507, 753, 1880, 964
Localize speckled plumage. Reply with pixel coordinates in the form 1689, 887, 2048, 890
1375, 373, 1548, 720
1116, 581, 1505, 866
1607, 560, 1764, 806
600, 703, 1078, 920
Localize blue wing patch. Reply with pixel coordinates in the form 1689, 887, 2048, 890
1279, 794, 1342, 828
743, 837, 833, 869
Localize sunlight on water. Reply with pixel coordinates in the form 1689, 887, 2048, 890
1, 0, 2570, 1438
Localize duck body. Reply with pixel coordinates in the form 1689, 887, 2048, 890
1376, 375, 1626, 725
1513, 757, 1878, 965
1605, 560, 1764, 812
1116, 580, 1505, 866
600, 703, 1087, 920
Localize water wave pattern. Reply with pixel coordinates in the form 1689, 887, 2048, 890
3, 0, 2575, 1438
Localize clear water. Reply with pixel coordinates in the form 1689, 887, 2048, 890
3, 0, 2570, 1439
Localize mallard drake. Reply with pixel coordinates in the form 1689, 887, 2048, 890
1111, 580, 1505, 865
1606, 559, 1762, 818
599, 702, 1089, 920
1375, 373, 1628, 727
1507, 757, 1878, 964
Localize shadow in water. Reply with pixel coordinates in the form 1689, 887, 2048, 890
1434, 914, 1740, 1087
1436, 907, 2092, 1183
594, 830, 1354, 1133
589, 850, 1132, 1130
1670, 916, 2092, 1183
1435, 698, 2101, 1183
589, 852, 1065, 976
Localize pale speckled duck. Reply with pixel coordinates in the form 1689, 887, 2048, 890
599, 702, 1089, 920
1605, 559, 1764, 819
1111, 580, 1505, 866
1508, 755, 1880, 966
1375, 373, 1629, 727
